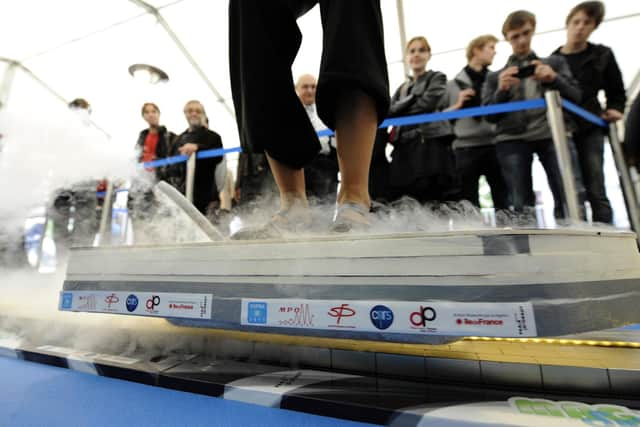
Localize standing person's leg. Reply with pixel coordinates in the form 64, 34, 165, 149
495, 141, 534, 213
576, 130, 613, 224
536, 139, 568, 219
455, 147, 483, 207
481, 146, 509, 211
316, 0, 390, 229
229, 0, 320, 214
334, 92, 378, 209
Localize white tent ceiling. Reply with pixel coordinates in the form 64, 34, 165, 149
1, 0, 639, 162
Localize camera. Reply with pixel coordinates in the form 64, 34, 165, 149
515, 64, 536, 79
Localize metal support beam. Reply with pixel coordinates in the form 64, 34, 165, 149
185, 153, 196, 204
129, 0, 234, 117
0, 60, 18, 111
608, 122, 640, 235
545, 91, 581, 222
627, 68, 640, 108
0, 57, 110, 138
395, 0, 409, 78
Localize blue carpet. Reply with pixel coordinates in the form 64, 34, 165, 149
0, 357, 373, 427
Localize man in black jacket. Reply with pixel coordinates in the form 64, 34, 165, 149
171, 100, 224, 215
296, 73, 339, 203
483, 10, 581, 219
553, 1, 626, 224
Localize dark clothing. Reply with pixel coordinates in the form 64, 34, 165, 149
235, 151, 277, 207
389, 135, 458, 203
389, 70, 453, 141
229, 0, 390, 169
496, 138, 566, 218
625, 96, 640, 165
553, 43, 626, 133
482, 52, 581, 140
455, 146, 508, 210
305, 148, 339, 202
389, 70, 457, 202
574, 129, 612, 223
553, 43, 624, 224
170, 127, 224, 214
369, 128, 392, 202
446, 67, 508, 209
483, 52, 581, 218
135, 126, 176, 181
461, 65, 487, 109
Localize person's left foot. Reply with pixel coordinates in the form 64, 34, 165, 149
330, 201, 371, 233
230, 205, 312, 240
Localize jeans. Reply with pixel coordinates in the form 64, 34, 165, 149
496, 139, 566, 218
574, 129, 613, 223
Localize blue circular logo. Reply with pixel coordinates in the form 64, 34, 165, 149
126, 294, 139, 312
370, 305, 394, 330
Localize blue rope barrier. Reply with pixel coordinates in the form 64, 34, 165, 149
137, 98, 603, 170
141, 146, 243, 169
561, 99, 608, 128
317, 98, 547, 137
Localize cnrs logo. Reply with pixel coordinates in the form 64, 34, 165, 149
410, 305, 436, 327
370, 305, 394, 330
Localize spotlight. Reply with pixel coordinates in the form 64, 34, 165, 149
128, 63, 169, 84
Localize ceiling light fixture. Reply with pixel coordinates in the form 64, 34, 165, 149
128, 63, 169, 84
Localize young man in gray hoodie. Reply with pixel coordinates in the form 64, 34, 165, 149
446, 35, 508, 211
482, 10, 582, 219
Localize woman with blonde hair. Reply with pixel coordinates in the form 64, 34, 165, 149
388, 36, 458, 203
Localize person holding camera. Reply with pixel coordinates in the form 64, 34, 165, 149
445, 35, 508, 211
553, 1, 626, 224
482, 10, 581, 220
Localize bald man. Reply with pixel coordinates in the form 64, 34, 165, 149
295, 74, 339, 202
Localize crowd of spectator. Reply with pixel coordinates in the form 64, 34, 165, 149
51, 1, 640, 248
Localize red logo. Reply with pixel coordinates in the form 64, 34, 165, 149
278, 304, 314, 327
456, 318, 503, 326
410, 306, 437, 327
146, 295, 160, 312
169, 303, 194, 310
105, 293, 119, 309
328, 304, 356, 327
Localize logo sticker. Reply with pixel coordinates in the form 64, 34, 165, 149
370, 305, 394, 330
410, 305, 437, 328
327, 303, 356, 328
61, 293, 73, 309
247, 302, 267, 324
105, 293, 120, 309
126, 295, 138, 312
145, 295, 160, 313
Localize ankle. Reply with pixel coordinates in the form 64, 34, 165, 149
337, 193, 370, 210
280, 192, 308, 210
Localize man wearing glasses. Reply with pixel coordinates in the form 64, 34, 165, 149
482, 10, 581, 221
170, 100, 224, 215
